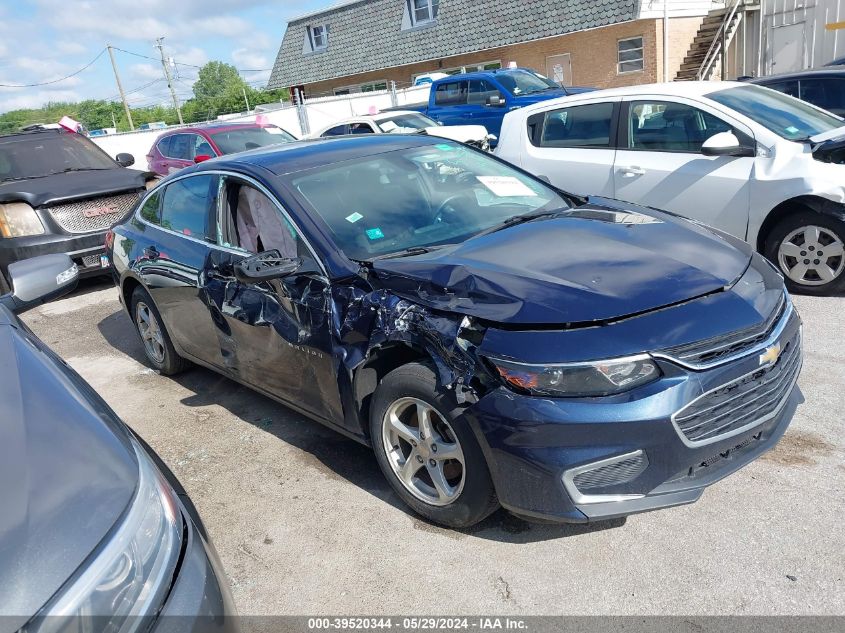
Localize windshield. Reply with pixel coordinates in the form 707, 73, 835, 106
210, 126, 296, 154
0, 132, 117, 181
289, 142, 569, 260
707, 84, 843, 140
376, 113, 439, 133
495, 70, 560, 96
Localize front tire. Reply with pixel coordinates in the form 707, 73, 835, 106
370, 362, 498, 528
130, 286, 190, 375
765, 211, 845, 295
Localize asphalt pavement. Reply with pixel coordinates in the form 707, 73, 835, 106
22, 279, 845, 615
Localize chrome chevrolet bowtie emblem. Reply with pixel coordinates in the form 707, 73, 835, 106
759, 343, 782, 367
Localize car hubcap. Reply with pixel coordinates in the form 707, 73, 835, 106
136, 302, 166, 364
381, 397, 465, 507
778, 225, 845, 286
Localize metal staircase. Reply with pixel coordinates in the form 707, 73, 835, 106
676, 0, 748, 81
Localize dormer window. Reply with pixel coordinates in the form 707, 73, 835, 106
410, 0, 439, 26
308, 24, 328, 52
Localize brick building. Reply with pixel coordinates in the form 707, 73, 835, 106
267, 0, 724, 97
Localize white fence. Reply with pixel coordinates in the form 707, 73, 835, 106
91, 84, 430, 171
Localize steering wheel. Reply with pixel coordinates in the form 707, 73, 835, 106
434, 193, 472, 224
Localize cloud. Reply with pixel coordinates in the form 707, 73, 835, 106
0, 89, 81, 112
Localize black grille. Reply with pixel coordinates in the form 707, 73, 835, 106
572, 453, 649, 492
661, 293, 787, 367
673, 328, 801, 445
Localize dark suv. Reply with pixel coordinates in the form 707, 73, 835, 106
748, 68, 845, 117
0, 128, 151, 293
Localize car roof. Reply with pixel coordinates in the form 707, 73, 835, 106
206, 134, 445, 176
161, 122, 264, 137
513, 80, 750, 115
749, 68, 845, 82
0, 128, 70, 142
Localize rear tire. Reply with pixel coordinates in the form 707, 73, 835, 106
130, 286, 190, 375
370, 362, 498, 528
764, 211, 845, 296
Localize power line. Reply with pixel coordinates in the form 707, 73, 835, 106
112, 46, 272, 74
0, 48, 107, 87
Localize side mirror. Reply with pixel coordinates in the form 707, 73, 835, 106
486, 94, 505, 107
116, 153, 135, 167
701, 132, 755, 157
194, 154, 212, 164
0, 254, 78, 314
233, 250, 302, 283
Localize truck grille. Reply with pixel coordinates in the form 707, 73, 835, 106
672, 325, 801, 446
46, 192, 140, 234
660, 293, 787, 368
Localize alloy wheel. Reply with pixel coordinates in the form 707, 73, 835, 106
777, 225, 845, 286
381, 397, 466, 507
135, 301, 166, 364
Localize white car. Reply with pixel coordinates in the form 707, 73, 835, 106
310, 111, 494, 151
495, 81, 845, 295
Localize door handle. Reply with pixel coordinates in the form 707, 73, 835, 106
143, 246, 159, 260
619, 166, 646, 177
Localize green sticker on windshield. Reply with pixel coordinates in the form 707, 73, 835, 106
435, 144, 454, 151
366, 227, 385, 240
785, 125, 799, 135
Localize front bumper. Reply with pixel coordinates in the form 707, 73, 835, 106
468, 309, 802, 524
151, 508, 238, 633
0, 231, 110, 280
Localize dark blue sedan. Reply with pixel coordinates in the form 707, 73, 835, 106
106, 135, 802, 528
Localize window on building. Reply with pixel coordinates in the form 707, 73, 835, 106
361, 81, 388, 92
309, 24, 328, 52
618, 37, 644, 74
410, 0, 439, 25
536, 102, 615, 148
411, 62, 501, 84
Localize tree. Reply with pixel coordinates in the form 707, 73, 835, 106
192, 61, 247, 117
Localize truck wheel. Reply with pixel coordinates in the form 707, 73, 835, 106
765, 211, 845, 296
370, 362, 498, 528
130, 286, 190, 375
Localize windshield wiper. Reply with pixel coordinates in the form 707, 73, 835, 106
368, 245, 445, 262
52, 167, 112, 174
474, 209, 567, 238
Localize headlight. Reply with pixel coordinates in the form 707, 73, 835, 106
0, 202, 45, 237
28, 439, 182, 632
491, 354, 660, 397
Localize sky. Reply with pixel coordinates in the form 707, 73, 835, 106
0, 0, 328, 114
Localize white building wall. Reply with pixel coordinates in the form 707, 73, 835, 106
758, 0, 845, 73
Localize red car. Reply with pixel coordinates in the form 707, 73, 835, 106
146, 123, 297, 176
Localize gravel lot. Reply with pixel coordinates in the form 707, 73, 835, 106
22, 279, 845, 616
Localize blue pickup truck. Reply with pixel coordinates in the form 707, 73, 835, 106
395, 68, 593, 140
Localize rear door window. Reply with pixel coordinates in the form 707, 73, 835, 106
434, 81, 468, 106
536, 102, 615, 148
139, 190, 162, 225
322, 124, 348, 137
167, 134, 192, 160
160, 174, 219, 239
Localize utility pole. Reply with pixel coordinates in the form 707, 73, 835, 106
155, 37, 184, 125
242, 86, 251, 112
107, 45, 134, 131
663, 1, 669, 82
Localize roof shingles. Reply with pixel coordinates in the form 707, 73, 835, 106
268, 0, 638, 88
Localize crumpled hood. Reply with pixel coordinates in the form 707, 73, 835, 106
0, 317, 137, 630
373, 198, 752, 325
0, 167, 147, 208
